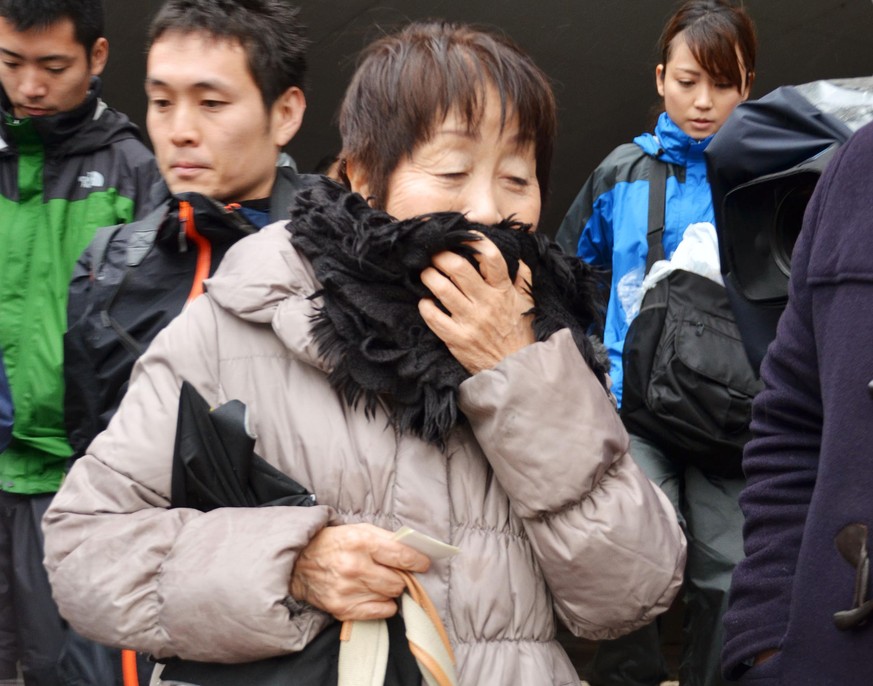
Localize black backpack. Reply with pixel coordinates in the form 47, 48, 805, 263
63, 170, 316, 460
62, 197, 260, 459
619, 159, 762, 477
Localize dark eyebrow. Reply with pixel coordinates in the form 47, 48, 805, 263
0, 47, 74, 64
145, 77, 232, 92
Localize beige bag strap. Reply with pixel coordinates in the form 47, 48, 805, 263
338, 571, 457, 686
338, 619, 391, 686
397, 571, 457, 686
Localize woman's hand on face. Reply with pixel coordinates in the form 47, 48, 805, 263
289, 523, 430, 621
419, 234, 536, 375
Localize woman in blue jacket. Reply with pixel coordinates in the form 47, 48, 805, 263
556, 2, 756, 684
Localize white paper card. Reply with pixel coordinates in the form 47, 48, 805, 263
392, 526, 460, 559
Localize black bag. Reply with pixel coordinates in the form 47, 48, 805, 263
619, 160, 762, 477
160, 616, 419, 686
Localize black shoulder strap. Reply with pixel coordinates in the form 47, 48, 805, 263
99, 205, 168, 359
126, 205, 168, 267
646, 157, 667, 269
271, 167, 305, 221
88, 223, 126, 278
270, 168, 296, 221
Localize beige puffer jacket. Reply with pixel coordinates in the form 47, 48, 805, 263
44, 221, 685, 686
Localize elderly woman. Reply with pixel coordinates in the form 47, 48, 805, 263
43, 21, 684, 685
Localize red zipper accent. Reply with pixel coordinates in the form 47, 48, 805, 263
121, 649, 139, 686
180, 200, 212, 303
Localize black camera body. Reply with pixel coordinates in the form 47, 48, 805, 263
706, 81, 866, 373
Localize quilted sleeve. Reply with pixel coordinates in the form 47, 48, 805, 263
458, 329, 686, 639
45, 295, 334, 661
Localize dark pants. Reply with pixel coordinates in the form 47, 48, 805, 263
0, 491, 65, 686
586, 434, 744, 686
58, 631, 153, 686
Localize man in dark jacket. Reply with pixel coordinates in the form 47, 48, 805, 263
60, 2, 309, 683
65, 0, 308, 460
0, 0, 160, 682
722, 120, 873, 683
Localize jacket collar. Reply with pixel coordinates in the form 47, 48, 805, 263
634, 112, 713, 166
0, 77, 142, 156
151, 168, 319, 254
1, 77, 98, 147
153, 192, 260, 254
211, 178, 609, 447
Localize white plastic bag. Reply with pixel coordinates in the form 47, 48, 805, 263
630, 222, 724, 317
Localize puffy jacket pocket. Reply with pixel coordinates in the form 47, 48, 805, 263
649, 305, 761, 434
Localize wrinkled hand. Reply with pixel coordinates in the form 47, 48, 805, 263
289, 523, 430, 621
419, 234, 536, 374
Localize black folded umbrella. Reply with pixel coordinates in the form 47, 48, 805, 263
162, 381, 419, 686
170, 380, 316, 511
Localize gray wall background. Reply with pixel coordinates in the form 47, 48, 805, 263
101, 0, 873, 236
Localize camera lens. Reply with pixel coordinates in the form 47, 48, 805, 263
772, 183, 814, 278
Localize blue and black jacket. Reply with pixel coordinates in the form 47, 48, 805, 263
556, 113, 717, 406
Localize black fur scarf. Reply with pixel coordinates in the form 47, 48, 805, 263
288, 178, 608, 448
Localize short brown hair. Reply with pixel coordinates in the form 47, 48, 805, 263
339, 21, 556, 209
659, 0, 757, 92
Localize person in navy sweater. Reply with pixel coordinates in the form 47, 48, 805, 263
723, 120, 873, 684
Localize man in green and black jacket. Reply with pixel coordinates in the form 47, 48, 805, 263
0, 0, 160, 682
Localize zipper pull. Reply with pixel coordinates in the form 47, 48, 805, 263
178, 210, 188, 252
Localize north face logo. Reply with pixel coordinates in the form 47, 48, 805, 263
78, 171, 105, 189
